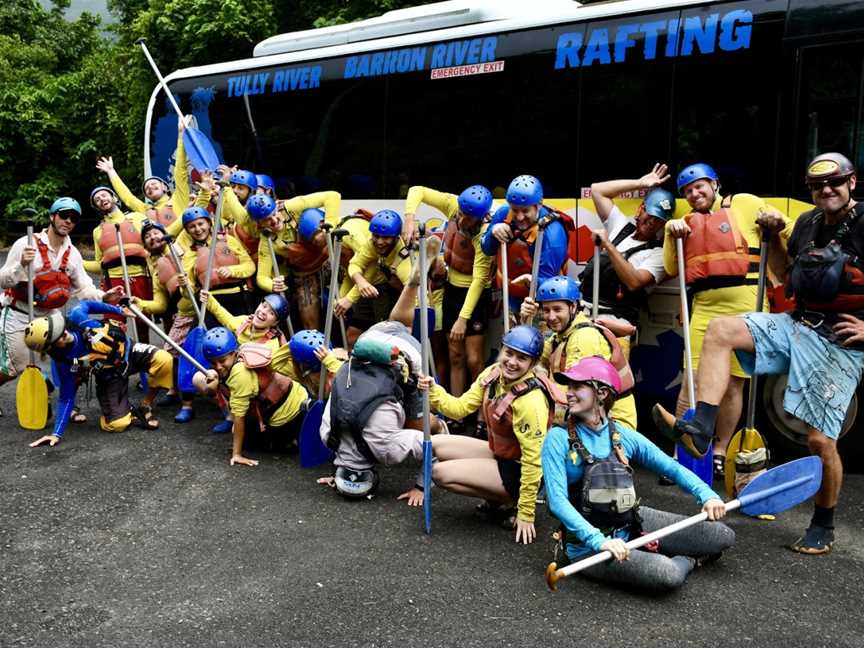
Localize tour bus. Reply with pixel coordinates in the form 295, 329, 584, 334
143, 0, 864, 463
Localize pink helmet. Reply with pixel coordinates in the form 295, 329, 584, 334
554, 356, 622, 395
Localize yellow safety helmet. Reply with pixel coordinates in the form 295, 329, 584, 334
24, 313, 66, 352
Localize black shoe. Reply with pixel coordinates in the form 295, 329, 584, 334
657, 475, 675, 486
713, 455, 726, 479
651, 404, 712, 458
790, 525, 835, 555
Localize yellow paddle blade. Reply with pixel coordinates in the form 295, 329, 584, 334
16, 366, 48, 430
725, 426, 766, 496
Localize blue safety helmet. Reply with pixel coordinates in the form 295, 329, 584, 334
182, 206, 211, 227
89, 186, 119, 209
256, 174, 275, 193
676, 163, 719, 194
262, 293, 290, 321
142, 175, 169, 194
49, 197, 81, 216
536, 276, 581, 304
246, 194, 276, 221
290, 329, 327, 371
501, 325, 544, 359
369, 209, 402, 237
230, 169, 258, 191
506, 175, 543, 207
457, 185, 493, 219
298, 208, 325, 241
140, 219, 167, 240
642, 188, 676, 221
202, 327, 238, 361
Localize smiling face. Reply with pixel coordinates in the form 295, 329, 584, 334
231, 183, 251, 203
50, 210, 78, 237
541, 300, 577, 333
510, 205, 539, 229
566, 381, 600, 418
210, 352, 237, 380
810, 175, 856, 216
143, 228, 166, 253
372, 233, 397, 257
185, 217, 211, 243
92, 190, 117, 214
144, 179, 166, 201
498, 345, 536, 382
682, 179, 717, 213
253, 301, 278, 329
634, 205, 665, 241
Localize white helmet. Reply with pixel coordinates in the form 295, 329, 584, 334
334, 467, 379, 500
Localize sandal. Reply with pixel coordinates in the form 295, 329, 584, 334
712, 454, 726, 479
790, 525, 834, 555
132, 404, 160, 430
70, 408, 87, 424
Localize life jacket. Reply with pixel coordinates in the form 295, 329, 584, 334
442, 218, 478, 275
98, 219, 147, 269
326, 359, 405, 461
568, 418, 638, 533
337, 210, 374, 267
378, 245, 412, 290
231, 222, 260, 258
236, 343, 295, 423
9, 238, 72, 310
683, 196, 760, 293
155, 254, 181, 295
580, 223, 661, 324
495, 206, 576, 299
194, 233, 244, 289
278, 237, 329, 273
82, 321, 128, 373
236, 316, 287, 346
548, 319, 635, 395
480, 366, 562, 461
787, 204, 864, 312
145, 203, 177, 228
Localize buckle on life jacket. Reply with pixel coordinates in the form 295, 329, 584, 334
796, 310, 825, 329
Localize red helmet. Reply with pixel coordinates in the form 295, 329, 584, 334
805, 152, 856, 184
555, 356, 622, 395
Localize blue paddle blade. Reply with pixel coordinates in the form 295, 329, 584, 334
423, 439, 433, 534
738, 456, 822, 516
178, 326, 207, 393
411, 307, 437, 344
183, 128, 221, 173
299, 400, 332, 468
676, 408, 713, 486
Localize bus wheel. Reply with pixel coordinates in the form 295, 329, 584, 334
759, 375, 862, 466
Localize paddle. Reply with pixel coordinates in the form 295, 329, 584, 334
136, 39, 221, 174
16, 216, 48, 430
322, 224, 350, 347
725, 228, 771, 496
114, 224, 139, 345
298, 228, 348, 468
501, 235, 510, 335
591, 241, 601, 321
545, 456, 823, 591
418, 223, 433, 534
674, 237, 713, 485
164, 235, 203, 323
177, 187, 223, 392
127, 303, 208, 374
265, 232, 295, 337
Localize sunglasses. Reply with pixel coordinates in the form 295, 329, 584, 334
54, 210, 80, 223
807, 176, 849, 192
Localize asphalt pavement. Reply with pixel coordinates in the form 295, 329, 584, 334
1, 386, 863, 648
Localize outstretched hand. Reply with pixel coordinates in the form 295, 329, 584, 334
230, 454, 259, 467
397, 487, 424, 507
639, 163, 670, 189
30, 434, 60, 448
96, 156, 115, 175
514, 518, 536, 544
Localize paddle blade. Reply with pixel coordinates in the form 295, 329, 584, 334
178, 327, 207, 393
411, 307, 437, 345
738, 456, 822, 516
676, 409, 713, 486
183, 127, 221, 173
17, 366, 48, 430
725, 426, 766, 496
299, 401, 332, 468
423, 439, 433, 534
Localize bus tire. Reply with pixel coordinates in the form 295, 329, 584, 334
757, 375, 863, 469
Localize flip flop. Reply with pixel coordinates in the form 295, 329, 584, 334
70, 408, 87, 424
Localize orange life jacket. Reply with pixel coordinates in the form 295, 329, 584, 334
10, 238, 72, 310
480, 366, 562, 461
146, 203, 177, 228
98, 219, 146, 268
548, 320, 635, 395
231, 222, 260, 258
683, 196, 760, 292
279, 238, 329, 273
155, 254, 181, 295
443, 219, 477, 275
236, 343, 295, 423
378, 245, 412, 290
194, 233, 243, 289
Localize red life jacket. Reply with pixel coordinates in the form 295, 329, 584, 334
10, 238, 72, 310
155, 254, 181, 295
480, 366, 562, 461
194, 233, 243, 289
548, 319, 635, 395
443, 219, 477, 275
231, 222, 260, 258
98, 219, 146, 268
237, 343, 295, 424
683, 196, 760, 292
279, 238, 329, 273
145, 203, 177, 228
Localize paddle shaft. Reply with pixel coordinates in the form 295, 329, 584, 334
323, 226, 348, 346
675, 238, 696, 409
200, 188, 223, 327
165, 238, 203, 322
114, 224, 139, 343
26, 223, 36, 364
127, 303, 208, 374
318, 232, 346, 401
501, 241, 510, 334
528, 220, 546, 301
136, 40, 184, 122
418, 226, 432, 444
265, 235, 294, 337
745, 233, 771, 429
592, 243, 601, 320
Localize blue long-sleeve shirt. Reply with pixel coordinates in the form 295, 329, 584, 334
541, 420, 719, 561
480, 205, 569, 285
48, 301, 125, 439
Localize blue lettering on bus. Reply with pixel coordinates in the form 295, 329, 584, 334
553, 9, 752, 68
344, 46, 427, 78
272, 66, 322, 92
227, 73, 270, 97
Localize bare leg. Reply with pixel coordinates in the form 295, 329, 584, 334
693, 317, 755, 405
345, 324, 361, 350
432, 330, 448, 386
432, 457, 510, 503
432, 434, 492, 460
808, 429, 843, 508
389, 281, 418, 328
714, 376, 745, 455
465, 334, 485, 382
448, 337, 468, 396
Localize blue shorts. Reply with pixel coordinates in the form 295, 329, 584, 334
735, 312, 864, 440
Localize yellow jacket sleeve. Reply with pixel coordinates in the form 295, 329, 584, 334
226, 364, 257, 418
321, 352, 345, 376
222, 186, 246, 227
269, 344, 300, 380
83, 224, 103, 274
345, 240, 378, 303
404, 186, 459, 218
428, 366, 492, 419
662, 219, 680, 277
171, 131, 190, 217
109, 173, 148, 215
282, 191, 342, 226
458, 227, 493, 320
255, 237, 277, 293
510, 387, 550, 523
206, 293, 245, 332
137, 269, 169, 316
